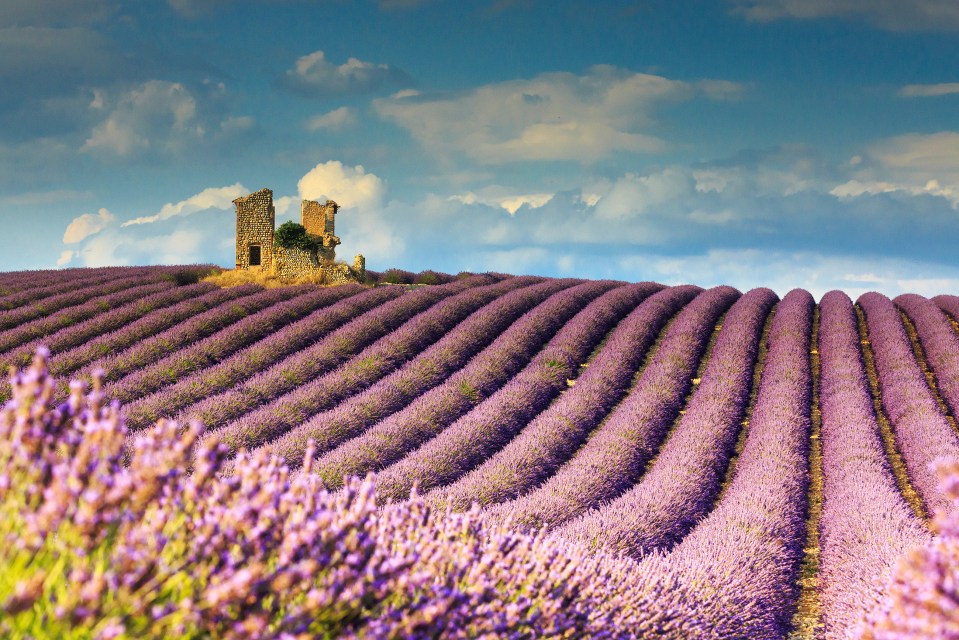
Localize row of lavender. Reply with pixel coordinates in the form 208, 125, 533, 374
4, 265, 959, 636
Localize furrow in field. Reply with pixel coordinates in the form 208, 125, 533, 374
895, 294, 959, 434
196, 274, 525, 456
428, 283, 693, 512
256, 279, 642, 475
788, 303, 823, 640
78, 286, 307, 388
857, 292, 959, 516
49, 284, 263, 379
106, 285, 366, 406
0, 270, 171, 332
3, 281, 219, 370
553, 287, 777, 556
482, 285, 740, 532
351, 281, 650, 501
816, 291, 931, 640
183, 276, 544, 443
855, 303, 927, 522
122, 284, 394, 429
618, 288, 814, 639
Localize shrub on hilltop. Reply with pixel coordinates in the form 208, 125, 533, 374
0, 349, 649, 639
274, 221, 321, 253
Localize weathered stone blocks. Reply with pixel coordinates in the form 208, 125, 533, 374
234, 188, 364, 284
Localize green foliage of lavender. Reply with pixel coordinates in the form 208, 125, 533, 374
0, 349, 648, 638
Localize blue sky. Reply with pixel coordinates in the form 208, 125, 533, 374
3, 0, 959, 297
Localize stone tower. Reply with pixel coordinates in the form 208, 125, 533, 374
234, 188, 275, 270
301, 199, 340, 262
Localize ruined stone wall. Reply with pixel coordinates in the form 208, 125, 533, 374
235, 188, 275, 271
234, 189, 363, 285
301, 199, 340, 262
274, 246, 319, 281
301, 200, 326, 237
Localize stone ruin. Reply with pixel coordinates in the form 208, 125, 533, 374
234, 188, 366, 284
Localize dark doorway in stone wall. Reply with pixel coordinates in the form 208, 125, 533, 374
249, 244, 261, 266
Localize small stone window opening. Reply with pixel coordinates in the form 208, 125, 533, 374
249, 244, 262, 266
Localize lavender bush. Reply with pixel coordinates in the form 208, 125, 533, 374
817, 290, 931, 639
429, 283, 696, 512
360, 280, 645, 500
139, 277, 525, 432
267, 279, 605, 486
197, 275, 510, 453
49, 284, 260, 378
0, 270, 130, 311
2, 281, 217, 370
75, 286, 305, 389
106, 286, 365, 406
485, 285, 738, 531
254, 275, 579, 471
613, 288, 814, 638
858, 458, 959, 639
0, 349, 649, 639
859, 291, 959, 515
0, 270, 169, 332
895, 293, 959, 419
555, 287, 776, 556
0, 279, 176, 357
120, 283, 385, 429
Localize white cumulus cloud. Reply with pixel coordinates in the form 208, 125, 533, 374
123, 183, 248, 226
63, 207, 114, 243
374, 65, 741, 164
298, 160, 386, 211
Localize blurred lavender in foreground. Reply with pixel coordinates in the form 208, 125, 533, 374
859, 458, 959, 639
0, 348, 646, 638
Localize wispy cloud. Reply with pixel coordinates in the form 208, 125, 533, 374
728, 0, 959, 31
374, 65, 743, 165
122, 183, 248, 226
899, 83, 959, 97
0, 0, 114, 28
831, 131, 959, 207
306, 106, 358, 131
278, 50, 413, 98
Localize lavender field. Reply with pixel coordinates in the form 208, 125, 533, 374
3, 264, 959, 639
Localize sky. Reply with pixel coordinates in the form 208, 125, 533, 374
3, 0, 959, 298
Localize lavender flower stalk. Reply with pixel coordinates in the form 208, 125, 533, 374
0, 348, 651, 639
